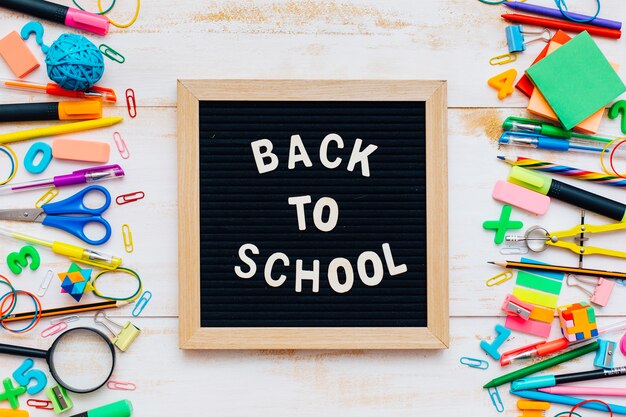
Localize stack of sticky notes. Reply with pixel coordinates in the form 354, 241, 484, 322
525, 31, 626, 132
505, 258, 564, 338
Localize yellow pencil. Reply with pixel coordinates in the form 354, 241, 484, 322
0, 116, 123, 143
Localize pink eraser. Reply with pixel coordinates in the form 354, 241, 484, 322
591, 278, 615, 307
505, 315, 552, 338
0, 31, 39, 78
492, 180, 550, 215
52, 139, 110, 163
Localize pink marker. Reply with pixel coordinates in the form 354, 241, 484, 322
539, 386, 626, 397
0, 0, 110, 36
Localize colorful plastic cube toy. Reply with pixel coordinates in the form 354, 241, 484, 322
558, 302, 598, 342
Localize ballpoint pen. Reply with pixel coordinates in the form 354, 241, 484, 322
0, 117, 123, 144
500, 318, 626, 366
0, 226, 122, 270
0, 79, 117, 103
502, 116, 613, 143
0, 165, 124, 195
512, 366, 626, 390
499, 131, 622, 154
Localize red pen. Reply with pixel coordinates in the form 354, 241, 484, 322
502, 13, 622, 39
500, 338, 569, 366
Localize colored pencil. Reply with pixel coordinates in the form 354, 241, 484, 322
498, 156, 626, 187
540, 386, 626, 397
483, 341, 599, 388
502, 14, 621, 39
489, 261, 626, 280
503, 2, 622, 30
2, 300, 128, 322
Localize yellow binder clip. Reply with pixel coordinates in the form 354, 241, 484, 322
94, 311, 141, 352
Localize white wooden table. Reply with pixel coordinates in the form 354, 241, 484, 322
1, 0, 626, 415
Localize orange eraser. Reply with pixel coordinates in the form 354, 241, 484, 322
52, 139, 110, 163
0, 31, 39, 78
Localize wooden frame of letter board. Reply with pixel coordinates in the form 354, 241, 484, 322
177, 80, 448, 349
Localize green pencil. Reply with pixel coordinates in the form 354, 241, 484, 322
483, 341, 599, 389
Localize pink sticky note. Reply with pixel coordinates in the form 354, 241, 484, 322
505, 315, 552, 338
493, 180, 550, 216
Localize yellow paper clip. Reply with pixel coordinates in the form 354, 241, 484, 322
489, 53, 517, 66
122, 224, 134, 253
486, 270, 514, 287
35, 187, 59, 208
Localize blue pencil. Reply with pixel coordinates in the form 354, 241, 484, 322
511, 390, 626, 415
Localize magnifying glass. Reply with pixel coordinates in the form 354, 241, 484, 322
0, 327, 115, 393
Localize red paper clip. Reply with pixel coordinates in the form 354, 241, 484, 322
107, 380, 136, 391
116, 191, 145, 205
27, 399, 54, 410
113, 132, 130, 159
125, 88, 136, 118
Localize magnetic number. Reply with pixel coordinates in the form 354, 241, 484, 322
6, 246, 41, 275
12, 358, 47, 395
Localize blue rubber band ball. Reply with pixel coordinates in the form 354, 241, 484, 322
45, 34, 104, 91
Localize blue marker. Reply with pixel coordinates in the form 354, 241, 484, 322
499, 131, 617, 154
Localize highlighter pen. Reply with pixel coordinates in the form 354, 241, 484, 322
0, 165, 124, 194
1, 79, 117, 103
509, 166, 626, 222
0, 116, 123, 144
512, 366, 626, 391
502, 116, 613, 143
511, 390, 626, 415
499, 131, 618, 154
0, 0, 109, 35
68, 400, 133, 417
0, 101, 101, 122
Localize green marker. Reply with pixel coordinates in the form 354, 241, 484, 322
509, 166, 626, 222
483, 341, 599, 389
502, 116, 613, 143
69, 400, 133, 417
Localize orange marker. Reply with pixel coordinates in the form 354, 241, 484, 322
0, 78, 116, 103
0, 101, 101, 122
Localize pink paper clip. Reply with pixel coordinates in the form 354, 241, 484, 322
41, 321, 68, 338
116, 191, 145, 205
27, 398, 54, 410
113, 132, 130, 159
107, 380, 136, 391
125, 88, 136, 118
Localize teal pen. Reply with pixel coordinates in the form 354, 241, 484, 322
511, 390, 626, 415
499, 132, 619, 154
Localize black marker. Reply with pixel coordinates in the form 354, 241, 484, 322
0, 0, 109, 35
0, 101, 101, 122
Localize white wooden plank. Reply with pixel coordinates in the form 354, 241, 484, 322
0, 0, 624, 108
1, 317, 624, 417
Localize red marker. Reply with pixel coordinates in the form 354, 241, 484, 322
502, 13, 622, 39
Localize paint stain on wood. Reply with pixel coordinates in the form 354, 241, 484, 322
461, 109, 503, 143
193, 1, 411, 35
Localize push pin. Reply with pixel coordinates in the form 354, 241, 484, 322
94, 310, 141, 352
506, 25, 551, 53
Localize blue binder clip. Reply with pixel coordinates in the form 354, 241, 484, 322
594, 339, 616, 369
506, 25, 551, 53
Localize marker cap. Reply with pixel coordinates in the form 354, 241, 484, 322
80, 399, 133, 417
65, 8, 110, 36
508, 166, 552, 195
511, 375, 556, 391
58, 101, 102, 120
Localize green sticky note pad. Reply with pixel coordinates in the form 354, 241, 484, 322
526, 31, 626, 130
516, 270, 563, 295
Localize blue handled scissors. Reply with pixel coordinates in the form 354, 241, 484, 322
0, 185, 112, 245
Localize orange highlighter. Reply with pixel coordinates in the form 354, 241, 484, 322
0, 79, 116, 103
0, 101, 102, 122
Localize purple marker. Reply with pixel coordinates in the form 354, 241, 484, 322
503, 1, 622, 30
0, 165, 124, 194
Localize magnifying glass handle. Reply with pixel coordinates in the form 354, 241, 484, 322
0, 343, 47, 359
